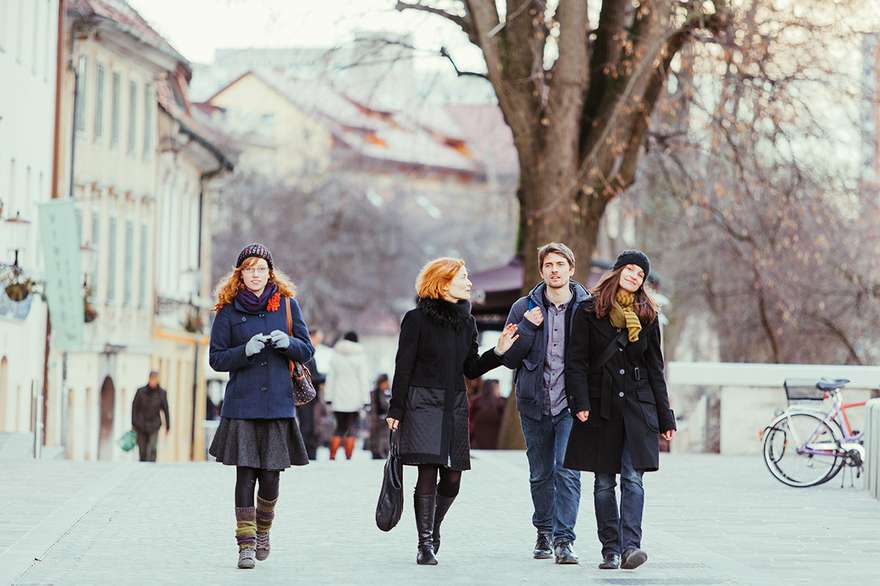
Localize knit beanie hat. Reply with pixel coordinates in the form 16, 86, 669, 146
613, 249, 650, 281
236, 243, 273, 270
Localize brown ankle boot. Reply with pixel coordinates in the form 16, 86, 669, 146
343, 436, 356, 460
329, 436, 342, 460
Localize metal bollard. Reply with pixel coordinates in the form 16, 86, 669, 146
866, 399, 880, 500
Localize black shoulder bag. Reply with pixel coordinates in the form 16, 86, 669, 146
375, 430, 404, 532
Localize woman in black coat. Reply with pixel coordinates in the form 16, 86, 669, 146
386, 257, 518, 565
564, 250, 676, 572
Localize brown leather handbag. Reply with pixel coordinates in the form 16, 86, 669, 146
285, 297, 317, 406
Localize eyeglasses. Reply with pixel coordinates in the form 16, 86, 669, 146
242, 267, 269, 275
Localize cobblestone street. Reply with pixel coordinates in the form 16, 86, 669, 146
3, 450, 878, 585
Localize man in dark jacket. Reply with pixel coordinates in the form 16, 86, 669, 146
502, 243, 590, 565
131, 371, 171, 462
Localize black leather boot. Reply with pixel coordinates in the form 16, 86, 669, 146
414, 492, 438, 565
533, 531, 553, 559
432, 494, 456, 554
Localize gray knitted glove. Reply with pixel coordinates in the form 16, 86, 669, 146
245, 333, 267, 357
269, 330, 290, 349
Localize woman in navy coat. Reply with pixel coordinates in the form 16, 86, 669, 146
209, 243, 314, 569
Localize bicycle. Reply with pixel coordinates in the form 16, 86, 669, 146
762, 378, 866, 488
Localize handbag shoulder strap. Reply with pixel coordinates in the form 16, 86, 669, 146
595, 330, 628, 371
285, 297, 296, 375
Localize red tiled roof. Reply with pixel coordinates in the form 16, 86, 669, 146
68, 0, 189, 72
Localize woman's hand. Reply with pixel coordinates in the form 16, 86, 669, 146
494, 323, 520, 355
386, 418, 399, 431
575, 410, 590, 423
661, 429, 675, 441
269, 329, 290, 349
245, 333, 268, 357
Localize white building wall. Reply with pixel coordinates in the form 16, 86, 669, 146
0, 0, 58, 433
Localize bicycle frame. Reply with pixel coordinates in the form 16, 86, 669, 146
784, 390, 864, 458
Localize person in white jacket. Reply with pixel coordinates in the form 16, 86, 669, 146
323, 331, 370, 460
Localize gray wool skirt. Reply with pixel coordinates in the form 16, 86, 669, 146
209, 418, 309, 470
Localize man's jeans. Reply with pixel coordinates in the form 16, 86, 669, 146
137, 431, 159, 462
593, 439, 645, 556
520, 410, 581, 545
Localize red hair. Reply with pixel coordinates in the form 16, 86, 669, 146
213, 256, 297, 311
416, 257, 465, 300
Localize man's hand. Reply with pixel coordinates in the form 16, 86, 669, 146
575, 410, 589, 422
524, 307, 544, 327
661, 429, 675, 441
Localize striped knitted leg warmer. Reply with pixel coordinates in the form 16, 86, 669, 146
255, 496, 277, 561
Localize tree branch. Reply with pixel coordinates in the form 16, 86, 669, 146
395, 1, 478, 45
439, 46, 489, 80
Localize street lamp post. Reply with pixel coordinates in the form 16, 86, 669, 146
181, 268, 203, 461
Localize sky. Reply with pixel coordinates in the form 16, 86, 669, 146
127, 0, 485, 69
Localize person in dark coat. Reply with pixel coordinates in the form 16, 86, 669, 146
131, 371, 170, 462
208, 243, 314, 570
369, 374, 391, 459
468, 379, 506, 449
385, 257, 519, 566
297, 328, 327, 461
564, 250, 676, 571
501, 242, 590, 564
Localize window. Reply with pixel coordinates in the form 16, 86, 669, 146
110, 72, 120, 147
74, 56, 87, 132
127, 80, 137, 155
15, 0, 23, 62
123, 221, 133, 306
94, 64, 105, 141
91, 213, 100, 290
107, 217, 117, 302
44, 0, 51, 81
31, 0, 39, 75
138, 224, 147, 308
142, 84, 152, 158
75, 209, 83, 244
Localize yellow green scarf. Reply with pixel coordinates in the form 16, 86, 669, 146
610, 290, 641, 342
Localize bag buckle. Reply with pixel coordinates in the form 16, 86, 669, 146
633, 367, 642, 381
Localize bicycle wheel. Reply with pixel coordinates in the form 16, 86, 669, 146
763, 411, 843, 487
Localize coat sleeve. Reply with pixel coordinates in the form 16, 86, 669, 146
323, 354, 338, 404
645, 320, 676, 431
463, 318, 503, 380
161, 390, 171, 431
565, 306, 592, 413
280, 298, 315, 363
500, 298, 540, 369
388, 310, 419, 421
208, 308, 251, 372
358, 354, 370, 406
131, 389, 142, 432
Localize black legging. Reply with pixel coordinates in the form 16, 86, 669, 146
235, 466, 280, 507
416, 464, 462, 498
334, 411, 358, 436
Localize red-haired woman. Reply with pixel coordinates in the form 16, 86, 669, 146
563, 250, 676, 571
208, 243, 314, 569
386, 257, 519, 565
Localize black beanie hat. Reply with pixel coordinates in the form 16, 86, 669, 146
236, 243, 273, 270
613, 249, 650, 281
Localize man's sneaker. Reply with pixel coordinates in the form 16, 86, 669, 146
621, 548, 648, 570
533, 532, 553, 559
554, 542, 579, 564
598, 553, 620, 569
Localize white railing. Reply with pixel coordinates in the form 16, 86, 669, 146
666, 362, 880, 456
865, 399, 880, 500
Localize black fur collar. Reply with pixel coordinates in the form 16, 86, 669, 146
418, 298, 472, 330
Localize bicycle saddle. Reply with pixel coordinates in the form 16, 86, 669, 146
815, 378, 849, 391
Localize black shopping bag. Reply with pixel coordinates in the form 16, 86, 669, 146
375, 430, 403, 531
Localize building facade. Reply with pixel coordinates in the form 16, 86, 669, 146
0, 0, 59, 435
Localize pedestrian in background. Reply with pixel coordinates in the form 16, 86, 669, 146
323, 330, 369, 460
298, 328, 327, 460
131, 370, 170, 462
385, 257, 519, 565
501, 242, 590, 564
208, 243, 314, 570
468, 379, 505, 450
564, 250, 676, 571
369, 374, 391, 459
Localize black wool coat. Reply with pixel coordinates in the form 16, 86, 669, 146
388, 298, 503, 471
563, 301, 676, 474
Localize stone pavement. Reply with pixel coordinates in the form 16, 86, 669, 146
3, 450, 878, 585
